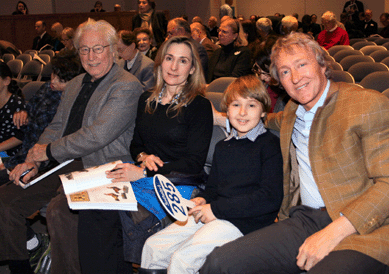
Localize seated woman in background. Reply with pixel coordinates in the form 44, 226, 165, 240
241, 19, 261, 63
77, 36, 214, 274
132, 0, 167, 48
207, 18, 252, 83
134, 27, 158, 60
60, 27, 75, 53
0, 62, 25, 159
12, 1, 28, 15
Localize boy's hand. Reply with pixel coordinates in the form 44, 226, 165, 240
189, 197, 206, 209
191, 204, 217, 224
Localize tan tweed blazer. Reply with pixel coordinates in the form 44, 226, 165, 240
266, 81, 389, 265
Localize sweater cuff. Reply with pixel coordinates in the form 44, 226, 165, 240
46, 143, 56, 162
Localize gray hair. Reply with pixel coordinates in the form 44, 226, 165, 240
256, 18, 273, 34
270, 32, 330, 83
73, 18, 119, 62
322, 11, 337, 23
281, 15, 298, 33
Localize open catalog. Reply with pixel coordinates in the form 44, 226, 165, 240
59, 160, 137, 211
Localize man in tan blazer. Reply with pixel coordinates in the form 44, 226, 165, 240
201, 32, 389, 273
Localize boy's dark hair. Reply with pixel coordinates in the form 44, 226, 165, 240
221, 75, 271, 114
51, 51, 83, 82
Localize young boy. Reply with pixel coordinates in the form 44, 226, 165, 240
139, 75, 284, 274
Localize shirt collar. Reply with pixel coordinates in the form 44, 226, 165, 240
82, 64, 114, 85
328, 25, 338, 32
296, 80, 330, 117
225, 119, 267, 142
126, 51, 139, 70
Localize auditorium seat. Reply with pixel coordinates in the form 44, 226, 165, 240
21, 81, 45, 101
382, 88, 389, 99
7, 59, 23, 78
382, 42, 389, 50
352, 41, 376, 50
381, 56, 389, 67
360, 45, 387, 55
17, 60, 43, 88
349, 38, 367, 46
204, 125, 228, 175
369, 50, 389, 62
205, 91, 224, 112
323, 55, 335, 62
328, 61, 343, 71
328, 45, 353, 56
359, 71, 389, 92
37, 62, 52, 81
339, 55, 374, 71
348, 62, 389, 83
206, 77, 236, 93
373, 38, 389, 45
38, 53, 51, 64
2, 53, 15, 63
329, 70, 355, 83
24, 50, 38, 57
366, 36, 381, 42
40, 49, 55, 58
333, 49, 363, 63
16, 53, 32, 65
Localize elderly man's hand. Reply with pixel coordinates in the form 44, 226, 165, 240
27, 144, 49, 162
9, 162, 39, 186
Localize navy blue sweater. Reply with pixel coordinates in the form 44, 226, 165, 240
198, 131, 284, 235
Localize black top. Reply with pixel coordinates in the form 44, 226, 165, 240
132, 11, 167, 47
198, 131, 284, 235
0, 94, 25, 156
207, 42, 252, 83
130, 91, 213, 176
32, 33, 53, 51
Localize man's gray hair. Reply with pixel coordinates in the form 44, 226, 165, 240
269, 32, 330, 83
281, 15, 298, 33
322, 11, 337, 23
73, 18, 119, 62
256, 18, 273, 34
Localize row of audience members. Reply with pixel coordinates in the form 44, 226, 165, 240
12, 1, 123, 14
1, 12, 389, 274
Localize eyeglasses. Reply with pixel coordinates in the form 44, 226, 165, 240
252, 63, 271, 76
78, 45, 110, 55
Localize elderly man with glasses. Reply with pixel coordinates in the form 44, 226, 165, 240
0, 18, 142, 274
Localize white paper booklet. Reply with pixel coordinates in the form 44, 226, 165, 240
59, 161, 137, 211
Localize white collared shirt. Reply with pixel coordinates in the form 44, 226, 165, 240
292, 80, 330, 209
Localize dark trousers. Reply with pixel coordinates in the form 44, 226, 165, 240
78, 210, 132, 274
46, 187, 81, 274
200, 205, 389, 274
0, 160, 83, 261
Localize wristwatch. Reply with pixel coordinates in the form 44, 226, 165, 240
136, 152, 146, 162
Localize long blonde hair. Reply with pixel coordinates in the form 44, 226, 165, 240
146, 36, 206, 117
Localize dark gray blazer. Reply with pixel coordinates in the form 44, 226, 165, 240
118, 52, 155, 92
38, 63, 143, 168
